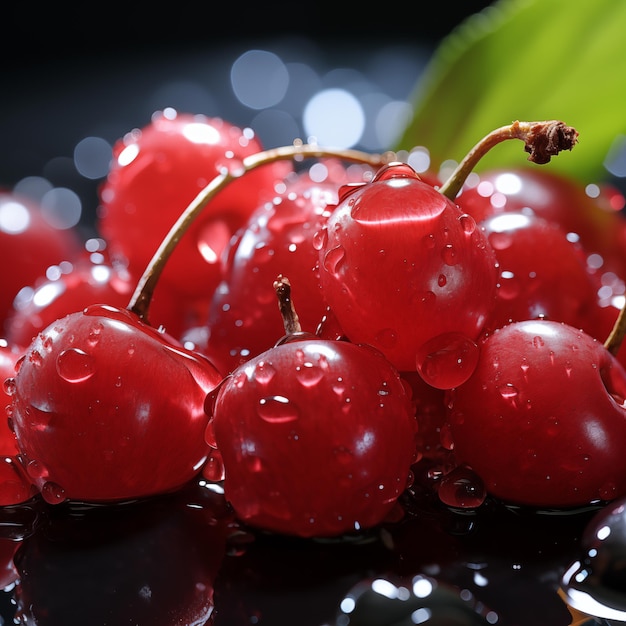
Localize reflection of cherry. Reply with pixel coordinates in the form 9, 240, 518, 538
207, 276, 418, 538
13, 481, 233, 625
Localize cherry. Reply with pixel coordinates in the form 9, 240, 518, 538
315, 160, 499, 373
206, 276, 418, 538
456, 166, 626, 281
204, 159, 375, 374
444, 318, 626, 508
479, 211, 609, 336
5, 240, 193, 347
3, 142, 386, 507
315, 121, 578, 375
561, 493, 626, 621
97, 110, 293, 301
6, 304, 222, 505
0, 189, 82, 334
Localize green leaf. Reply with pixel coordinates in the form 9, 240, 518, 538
395, 0, 626, 183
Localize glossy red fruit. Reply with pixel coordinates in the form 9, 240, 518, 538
0, 189, 82, 333
206, 336, 418, 538
456, 167, 626, 280
205, 160, 374, 374
479, 211, 608, 336
5, 304, 223, 505
445, 319, 626, 507
5, 246, 193, 348
97, 110, 293, 301
315, 162, 499, 373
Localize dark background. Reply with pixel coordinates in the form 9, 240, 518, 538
0, 1, 496, 233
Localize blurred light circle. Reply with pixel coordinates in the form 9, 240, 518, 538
40, 187, 82, 229
231, 50, 289, 110
303, 89, 365, 148
375, 100, 413, 148
250, 109, 301, 149
281, 62, 322, 113
13, 176, 53, 203
0, 200, 30, 234
74, 136, 112, 180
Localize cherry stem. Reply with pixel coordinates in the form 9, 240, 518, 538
438, 120, 579, 200
274, 275, 301, 335
127, 142, 393, 323
604, 305, 626, 357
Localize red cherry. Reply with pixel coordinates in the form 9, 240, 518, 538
479, 211, 608, 336
207, 337, 417, 538
97, 111, 293, 301
445, 319, 626, 507
206, 276, 418, 537
0, 189, 82, 333
205, 160, 374, 373
315, 161, 499, 372
6, 304, 222, 505
456, 167, 626, 280
5, 243, 195, 347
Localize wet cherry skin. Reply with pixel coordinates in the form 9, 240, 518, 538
479, 211, 608, 336
5, 304, 223, 505
0, 190, 82, 333
445, 319, 626, 508
97, 111, 292, 302
315, 162, 499, 372
205, 160, 374, 374
206, 335, 418, 538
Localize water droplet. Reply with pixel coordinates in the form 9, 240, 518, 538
312, 227, 328, 251
374, 328, 398, 348
422, 233, 436, 249
26, 459, 48, 480
257, 395, 299, 423
29, 350, 43, 367
323, 245, 346, 275
416, 332, 479, 390
41, 480, 66, 505
56, 348, 95, 383
87, 322, 104, 347
3, 378, 15, 396
203, 449, 225, 482
459, 213, 476, 235
532, 336, 545, 348
253, 361, 276, 385
295, 363, 325, 387
438, 465, 486, 508
497, 270, 521, 300
498, 383, 519, 405
437, 273, 447, 287
441, 244, 459, 266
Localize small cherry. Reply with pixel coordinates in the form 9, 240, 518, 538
206, 275, 418, 538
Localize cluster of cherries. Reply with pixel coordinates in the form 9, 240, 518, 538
2, 109, 626, 547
